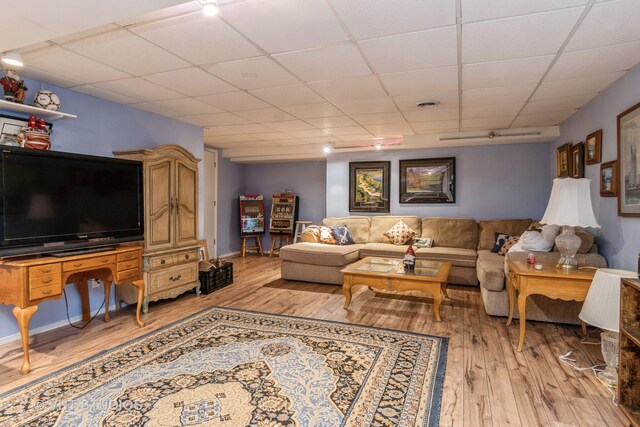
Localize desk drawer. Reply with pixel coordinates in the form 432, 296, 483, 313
29, 264, 61, 278
148, 263, 197, 293
118, 259, 139, 271
63, 255, 116, 272
29, 276, 62, 301
29, 274, 61, 289
117, 268, 140, 282
117, 251, 139, 262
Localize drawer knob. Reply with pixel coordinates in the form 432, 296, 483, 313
101, 259, 109, 263
42, 290, 52, 295
42, 269, 51, 273
185, 254, 190, 260
169, 274, 182, 281
161, 259, 166, 264
73, 263, 83, 267
42, 279, 52, 284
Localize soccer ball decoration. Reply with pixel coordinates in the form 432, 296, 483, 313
33, 90, 61, 111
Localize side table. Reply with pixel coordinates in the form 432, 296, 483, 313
506, 259, 596, 352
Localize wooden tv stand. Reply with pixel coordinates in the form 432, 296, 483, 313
0, 244, 145, 375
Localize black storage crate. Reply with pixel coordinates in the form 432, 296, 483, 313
199, 261, 233, 294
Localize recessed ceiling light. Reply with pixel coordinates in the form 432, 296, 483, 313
416, 100, 440, 108
375, 143, 382, 150
323, 145, 331, 153
201, 0, 219, 16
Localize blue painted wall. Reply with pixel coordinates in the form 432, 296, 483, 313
216, 155, 245, 256
551, 64, 640, 270
0, 77, 203, 341
326, 142, 552, 221
243, 160, 327, 250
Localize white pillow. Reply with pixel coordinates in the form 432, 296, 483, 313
519, 224, 560, 252
507, 240, 526, 253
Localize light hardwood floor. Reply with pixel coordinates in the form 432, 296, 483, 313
0, 256, 629, 426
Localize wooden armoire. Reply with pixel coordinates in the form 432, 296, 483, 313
114, 145, 200, 313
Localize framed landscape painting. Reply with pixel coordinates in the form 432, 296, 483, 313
586, 129, 602, 165
600, 160, 617, 197
399, 157, 455, 204
349, 161, 390, 213
617, 101, 640, 216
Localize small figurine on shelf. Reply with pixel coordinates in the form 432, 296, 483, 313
403, 244, 416, 270
0, 69, 27, 103
20, 115, 51, 150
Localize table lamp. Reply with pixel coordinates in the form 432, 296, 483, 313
579, 268, 637, 386
540, 178, 600, 268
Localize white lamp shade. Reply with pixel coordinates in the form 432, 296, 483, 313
540, 178, 600, 228
579, 268, 637, 332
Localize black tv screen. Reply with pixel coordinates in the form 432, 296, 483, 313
0, 147, 143, 256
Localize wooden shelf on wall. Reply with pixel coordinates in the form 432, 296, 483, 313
0, 99, 76, 120
620, 278, 640, 427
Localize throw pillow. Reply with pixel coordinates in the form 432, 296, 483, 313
499, 236, 520, 255
520, 224, 560, 252
330, 225, 355, 245
383, 220, 417, 245
490, 232, 510, 253
413, 237, 434, 248
319, 226, 337, 244
300, 225, 322, 243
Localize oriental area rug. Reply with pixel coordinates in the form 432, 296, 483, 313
0, 307, 448, 427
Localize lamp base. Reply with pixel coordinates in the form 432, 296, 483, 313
596, 365, 618, 387
597, 331, 619, 387
555, 225, 581, 269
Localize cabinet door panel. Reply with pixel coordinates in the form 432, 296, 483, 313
146, 159, 173, 251
174, 159, 198, 247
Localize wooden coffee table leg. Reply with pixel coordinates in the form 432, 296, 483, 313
432, 287, 443, 322
342, 276, 353, 309
517, 293, 527, 352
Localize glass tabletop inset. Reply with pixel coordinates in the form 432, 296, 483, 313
349, 257, 445, 278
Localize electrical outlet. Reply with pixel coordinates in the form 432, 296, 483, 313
90, 279, 101, 289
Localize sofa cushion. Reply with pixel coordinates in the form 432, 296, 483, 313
477, 219, 532, 250
323, 216, 371, 244
279, 242, 363, 267
383, 220, 416, 245
416, 247, 477, 268
369, 216, 421, 243
421, 217, 477, 250
358, 243, 409, 258
476, 250, 506, 291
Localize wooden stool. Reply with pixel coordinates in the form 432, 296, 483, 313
293, 220, 312, 243
242, 235, 264, 257
269, 234, 292, 257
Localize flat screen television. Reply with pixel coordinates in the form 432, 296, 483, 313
0, 146, 144, 257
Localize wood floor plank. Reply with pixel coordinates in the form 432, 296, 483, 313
0, 256, 629, 427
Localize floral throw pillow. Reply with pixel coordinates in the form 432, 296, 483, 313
319, 226, 337, 244
330, 226, 355, 245
499, 236, 520, 255
383, 220, 417, 245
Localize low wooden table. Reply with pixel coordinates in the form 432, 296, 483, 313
506, 259, 596, 352
341, 257, 451, 321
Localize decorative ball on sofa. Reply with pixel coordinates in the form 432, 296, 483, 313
33, 90, 61, 111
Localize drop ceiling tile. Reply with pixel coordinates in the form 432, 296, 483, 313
50, 24, 120, 44
94, 78, 183, 101
324, 126, 370, 136
221, 0, 348, 53
403, 108, 459, 122
462, 56, 554, 89
461, 103, 523, 120
23, 69, 82, 89
393, 91, 459, 112
462, 85, 536, 106
461, 0, 588, 23
64, 29, 189, 75
265, 120, 314, 132
131, 13, 260, 65
72, 84, 141, 104
531, 71, 625, 100
411, 120, 459, 133
180, 112, 251, 127
205, 127, 240, 136
379, 66, 458, 96
460, 117, 514, 131
249, 84, 324, 106
351, 112, 406, 125
512, 109, 577, 127
299, 136, 341, 144
359, 26, 457, 74
463, 8, 582, 64
566, 0, 640, 52
365, 123, 415, 136
330, 96, 398, 114
273, 44, 371, 82
143, 68, 236, 97
337, 134, 375, 141
131, 102, 180, 117
547, 41, 640, 81
116, 3, 201, 26
280, 103, 343, 119
305, 116, 358, 128
252, 132, 293, 141
223, 123, 277, 134
286, 129, 329, 138
235, 108, 296, 122
308, 75, 388, 100
206, 57, 298, 90
197, 91, 271, 111
331, 0, 456, 39
206, 134, 260, 144
521, 93, 598, 115
151, 98, 224, 116
23, 46, 130, 83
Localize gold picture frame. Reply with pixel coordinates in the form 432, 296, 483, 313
570, 142, 584, 178
556, 143, 571, 177
585, 129, 602, 165
600, 160, 617, 197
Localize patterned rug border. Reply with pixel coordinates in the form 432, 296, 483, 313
1, 305, 449, 425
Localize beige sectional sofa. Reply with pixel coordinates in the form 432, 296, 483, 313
279, 215, 606, 324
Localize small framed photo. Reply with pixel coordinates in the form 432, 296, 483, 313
570, 142, 584, 178
600, 160, 617, 197
349, 161, 390, 213
556, 143, 571, 177
585, 129, 602, 165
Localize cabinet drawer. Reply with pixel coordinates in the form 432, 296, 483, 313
118, 259, 139, 271
29, 274, 61, 289
117, 268, 140, 282
148, 255, 175, 269
148, 263, 198, 293
117, 251, 139, 262
29, 264, 61, 278
29, 282, 62, 301
173, 250, 198, 264
63, 255, 116, 272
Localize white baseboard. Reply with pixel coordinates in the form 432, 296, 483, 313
0, 303, 118, 346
